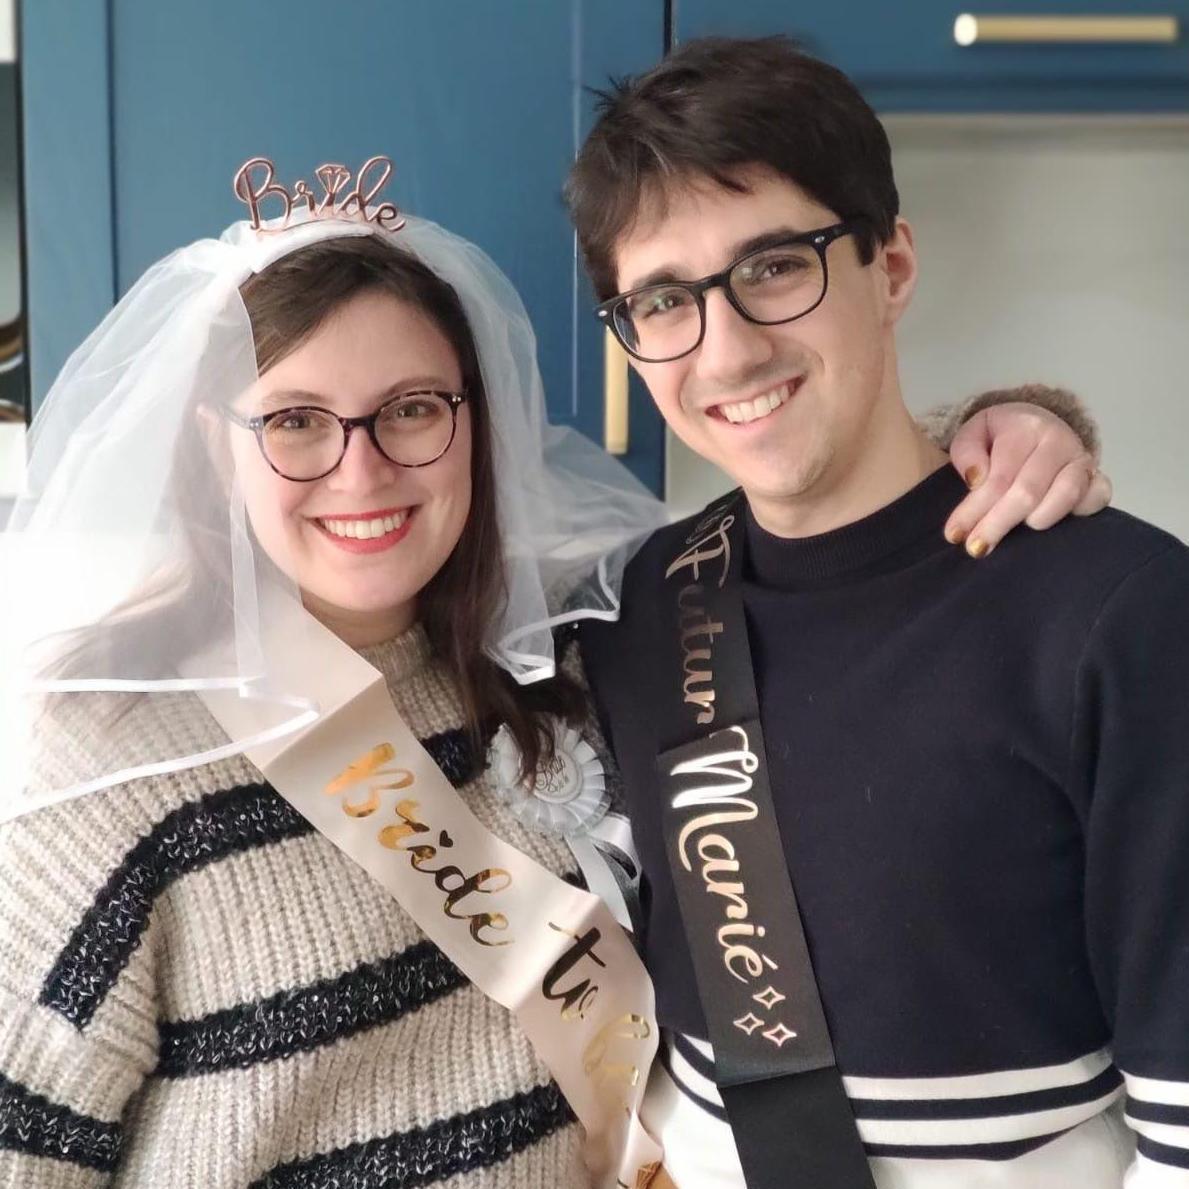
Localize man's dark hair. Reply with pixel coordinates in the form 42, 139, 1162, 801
565, 36, 899, 301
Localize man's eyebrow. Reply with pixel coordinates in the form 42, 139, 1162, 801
621, 227, 812, 292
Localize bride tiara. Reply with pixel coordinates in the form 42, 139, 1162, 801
232, 154, 406, 233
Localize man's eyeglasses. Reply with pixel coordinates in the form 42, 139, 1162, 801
596, 221, 861, 364
226, 389, 468, 482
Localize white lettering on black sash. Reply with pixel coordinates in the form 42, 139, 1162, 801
666, 511, 734, 725
670, 727, 782, 986
657, 496, 835, 1078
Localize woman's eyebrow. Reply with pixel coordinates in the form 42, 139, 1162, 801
255, 376, 455, 410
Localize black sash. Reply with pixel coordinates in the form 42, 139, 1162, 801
654, 491, 875, 1189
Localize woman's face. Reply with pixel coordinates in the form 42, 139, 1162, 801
229, 289, 473, 647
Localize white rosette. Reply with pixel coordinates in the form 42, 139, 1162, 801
488, 721, 609, 837
488, 719, 640, 930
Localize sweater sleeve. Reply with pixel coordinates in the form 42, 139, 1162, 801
0, 997, 132, 1188
1070, 543, 1189, 1184
918, 383, 1101, 461
0, 785, 159, 1185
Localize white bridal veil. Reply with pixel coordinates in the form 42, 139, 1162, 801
0, 182, 666, 819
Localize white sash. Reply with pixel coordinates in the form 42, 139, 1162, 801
197, 603, 662, 1188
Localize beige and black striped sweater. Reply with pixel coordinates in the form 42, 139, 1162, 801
0, 626, 590, 1188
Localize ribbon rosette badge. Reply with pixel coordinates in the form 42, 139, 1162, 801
488, 720, 609, 838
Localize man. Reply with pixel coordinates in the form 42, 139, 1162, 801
570, 37, 1188, 1189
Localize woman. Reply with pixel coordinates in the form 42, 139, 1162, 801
0, 162, 1102, 1188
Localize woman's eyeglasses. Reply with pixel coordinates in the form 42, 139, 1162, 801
227, 389, 467, 481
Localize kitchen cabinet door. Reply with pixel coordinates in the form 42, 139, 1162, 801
23, 0, 668, 490
674, 1, 1189, 112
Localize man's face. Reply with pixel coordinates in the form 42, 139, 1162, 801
611, 169, 917, 516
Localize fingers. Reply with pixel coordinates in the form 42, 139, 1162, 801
945, 409, 993, 494
943, 412, 1038, 550
963, 440, 1096, 555
1024, 458, 1098, 530
943, 401, 1105, 557
1027, 459, 1112, 529
1074, 468, 1113, 517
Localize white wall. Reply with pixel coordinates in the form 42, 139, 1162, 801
667, 116, 1189, 543
0, 0, 13, 67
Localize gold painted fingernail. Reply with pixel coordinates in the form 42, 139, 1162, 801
964, 466, 984, 490
945, 526, 966, 545
967, 537, 989, 559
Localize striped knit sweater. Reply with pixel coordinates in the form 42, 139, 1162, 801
0, 626, 591, 1188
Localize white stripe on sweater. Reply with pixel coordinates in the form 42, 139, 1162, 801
667, 1031, 1120, 1143
1126, 1071, 1189, 1108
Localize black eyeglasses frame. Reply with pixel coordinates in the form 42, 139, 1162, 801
595, 220, 862, 364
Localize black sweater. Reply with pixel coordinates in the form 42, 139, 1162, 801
581, 465, 1189, 1171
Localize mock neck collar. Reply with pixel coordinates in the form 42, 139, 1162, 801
744, 464, 964, 590
357, 622, 433, 683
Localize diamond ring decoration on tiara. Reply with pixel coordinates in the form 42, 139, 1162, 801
232, 155, 407, 233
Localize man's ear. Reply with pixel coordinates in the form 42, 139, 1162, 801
878, 216, 918, 327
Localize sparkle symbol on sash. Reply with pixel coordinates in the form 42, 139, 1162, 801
734, 1012, 765, 1036
753, 985, 786, 1010
763, 1022, 798, 1048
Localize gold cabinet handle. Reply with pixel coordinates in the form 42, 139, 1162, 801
954, 13, 1179, 45
604, 327, 629, 456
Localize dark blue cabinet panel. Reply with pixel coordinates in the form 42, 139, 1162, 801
24, 0, 667, 491
675, 1, 1189, 111
21, 2, 115, 405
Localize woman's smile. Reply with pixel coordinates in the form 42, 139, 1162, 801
312, 505, 417, 553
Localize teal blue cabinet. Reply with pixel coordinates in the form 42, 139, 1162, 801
675, 1, 1189, 111
22, 0, 667, 491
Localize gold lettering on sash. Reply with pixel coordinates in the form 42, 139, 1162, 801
401, 829, 513, 948
665, 514, 734, 587
377, 797, 429, 847
666, 510, 734, 725
543, 922, 607, 1021
663, 501, 799, 1045
676, 585, 725, 724
695, 833, 749, 920
668, 727, 783, 986
326, 749, 512, 947
538, 928, 653, 1113
325, 743, 414, 818
339, 787, 380, 817
583, 1012, 653, 1100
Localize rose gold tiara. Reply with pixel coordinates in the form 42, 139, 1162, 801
232, 155, 407, 233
